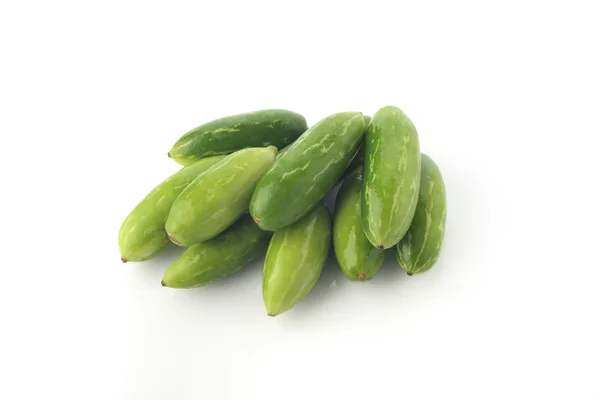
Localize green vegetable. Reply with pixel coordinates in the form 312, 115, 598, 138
275, 143, 292, 160
337, 115, 371, 184
363, 115, 371, 127
362, 106, 421, 249
333, 168, 385, 281
168, 109, 307, 166
262, 203, 331, 316
396, 154, 446, 275
162, 214, 272, 288
250, 112, 364, 232
166, 146, 277, 246
118, 156, 225, 262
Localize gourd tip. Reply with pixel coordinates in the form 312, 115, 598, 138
121, 257, 128, 263
407, 272, 413, 276
167, 152, 171, 158
161, 280, 166, 287
167, 233, 181, 246
357, 273, 368, 281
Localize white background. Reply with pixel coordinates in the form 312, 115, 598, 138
1, 1, 599, 399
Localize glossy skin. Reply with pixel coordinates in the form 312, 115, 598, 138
334, 169, 385, 281
396, 154, 446, 275
250, 112, 364, 232
362, 106, 421, 249
337, 115, 371, 184
262, 203, 331, 316
275, 143, 292, 160
118, 156, 225, 262
162, 214, 272, 288
166, 146, 277, 246
168, 109, 307, 165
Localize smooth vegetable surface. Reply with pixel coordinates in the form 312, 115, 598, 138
250, 112, 364, 232
337, 115, 371, 184
166, 146, 277, 246
262, 203, 331, 316
118, 156, 225, 262
362, 106, 421, 249
334, 168, 385, 281
168, 109, 307, 165
396, 154, 446, 275
162, 214, 272, 288
275, 143, 292, 160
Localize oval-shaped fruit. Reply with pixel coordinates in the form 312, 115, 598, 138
250, 112, 365, 232
161, 214, 271, 288
262, 203, 332, 316
118, 156, 226, 262
362, 106, 421, 249
395, 154, 446, 275
166, 146, 277, 246
337, 115, 371, 184
333, 168, 385, 281
168, 109, 307, 166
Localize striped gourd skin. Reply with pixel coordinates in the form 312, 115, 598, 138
250, 112, 365, 232
165, 146, 277, 246
363, 115, 371, 127
334, 168, 385, 281
337, 115, 371, 184
262, 203, 331, 317
168, 109, 307, 166
161, 214, 272, 288
118, 156, 226, 262
362, 106, 421, 249
396, 154, 446, 275
275, 143, 292, 160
